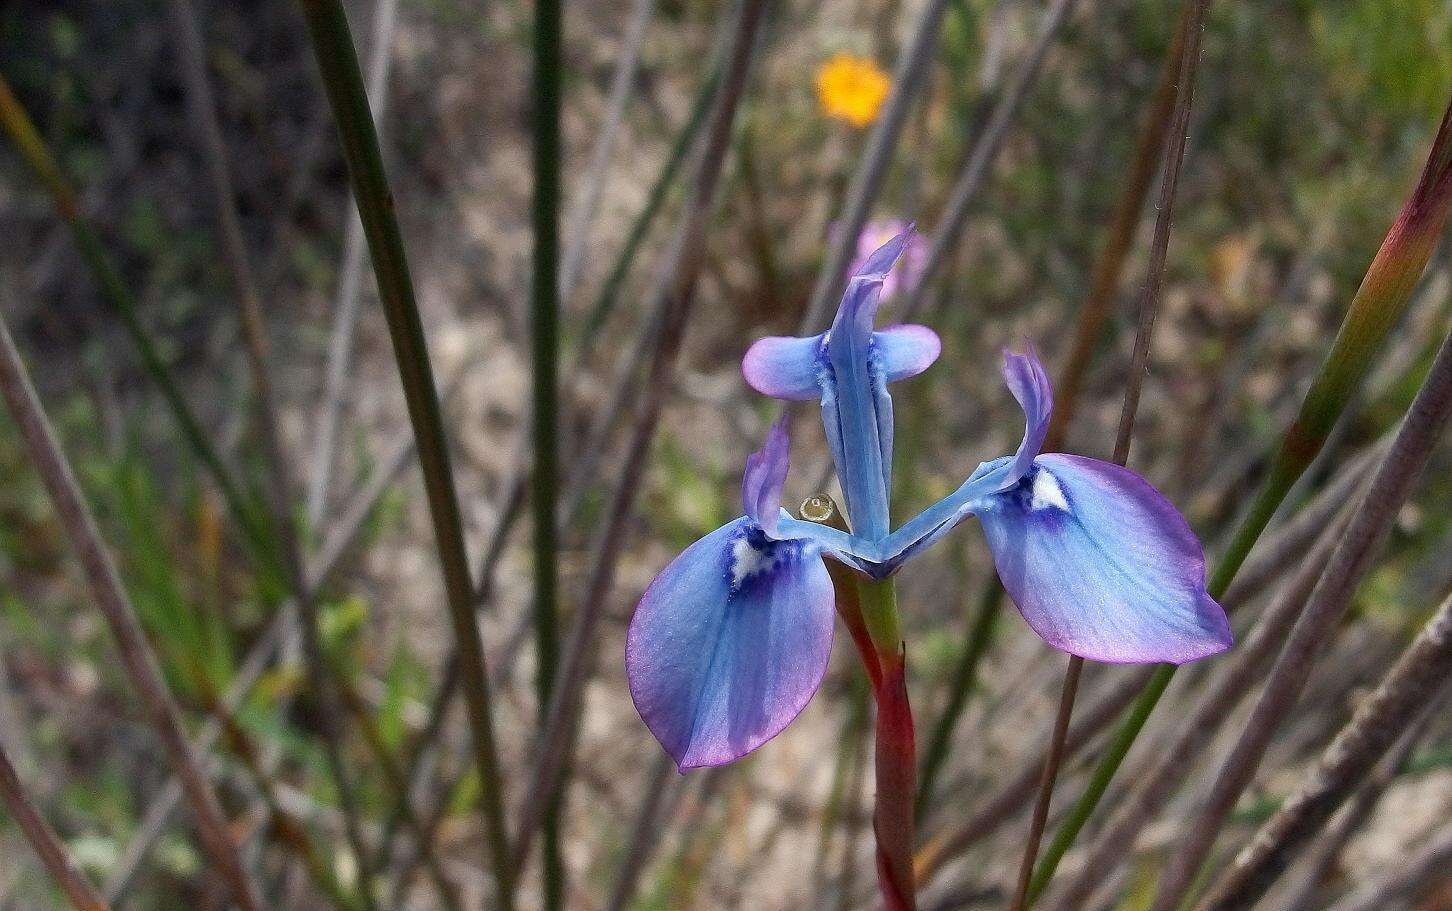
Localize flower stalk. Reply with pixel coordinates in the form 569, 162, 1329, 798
805, 496, 916, 910
872, 646, 917, 911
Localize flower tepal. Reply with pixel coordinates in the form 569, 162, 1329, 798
977, 451, 1232, 663
849, 219, 927, 300
625, 420, 834, 770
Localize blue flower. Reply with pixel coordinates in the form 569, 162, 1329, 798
628, 227, 1231, 770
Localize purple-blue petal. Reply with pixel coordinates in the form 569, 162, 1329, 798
626, 518, 835, 769
741, 418, 790, 536
742, 334, 824, 401
977, 454, 1232, 664
852, 222, 916, 282
875, 324, 942, 382
823, 230, 916, 539
1000, 345, 1053, 489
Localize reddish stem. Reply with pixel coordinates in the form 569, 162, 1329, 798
828, 561, 884, 690
872, 652, 917, 911
804, 496, 916, 908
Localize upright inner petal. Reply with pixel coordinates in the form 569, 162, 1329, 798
825, 297, 890, 538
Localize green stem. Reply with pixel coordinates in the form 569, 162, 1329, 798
295, 2, 514, 907
855, 576, 917, 910
531, 0, 564, 904
857, 577, 904, 667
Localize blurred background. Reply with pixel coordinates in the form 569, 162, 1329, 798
0, 0, 1450, 908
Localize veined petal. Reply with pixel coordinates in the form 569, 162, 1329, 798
742, 418, 790, 536
1000, 345, 1052, 489
977, 454, 1232, 664
742, 334, 825, 401
875, 324, 941, 382
626, 519, 835, 769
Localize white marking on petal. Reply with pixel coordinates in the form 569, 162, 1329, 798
730, 535, 786, 587
1030, 469, 1070, 512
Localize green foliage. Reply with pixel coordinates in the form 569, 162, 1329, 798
1310, 0, 1452, 122
98, 441, 236, 696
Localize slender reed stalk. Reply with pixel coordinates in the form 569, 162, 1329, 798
4, 55, 455, 903
306, 0, 401, 526
916, 2, 1193, 805
3, 59, 455, 900
1044, 2, 1188, 444
530, 0, 565, 902
164, 4, 381, 901
904, 1, 1093, 814
1009, 655, 1081, 911
1014, 5, 1207, 903
914, 582, 1001, 813
1279, 710, 1433, 911
1149, 323, 1452, 911
559, 0, 657, 298
1192, 593, 1452, 908
102, 364, 472, 902
200, 684, 362, 911
1039, 506, 1353, 911
508, 0, 769, 869
295, 1, 514, 905
603, 753, 676, 911
1030, 91, 1452, 896
370, 58, 725, 874
575, 61, 721, 346
914, 666, 1157, 884
0, 315, 265, 911
332, 681, 461, 909
0, 740, 111, 911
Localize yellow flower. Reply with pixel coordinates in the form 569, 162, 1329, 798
816, 53, 891, 128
